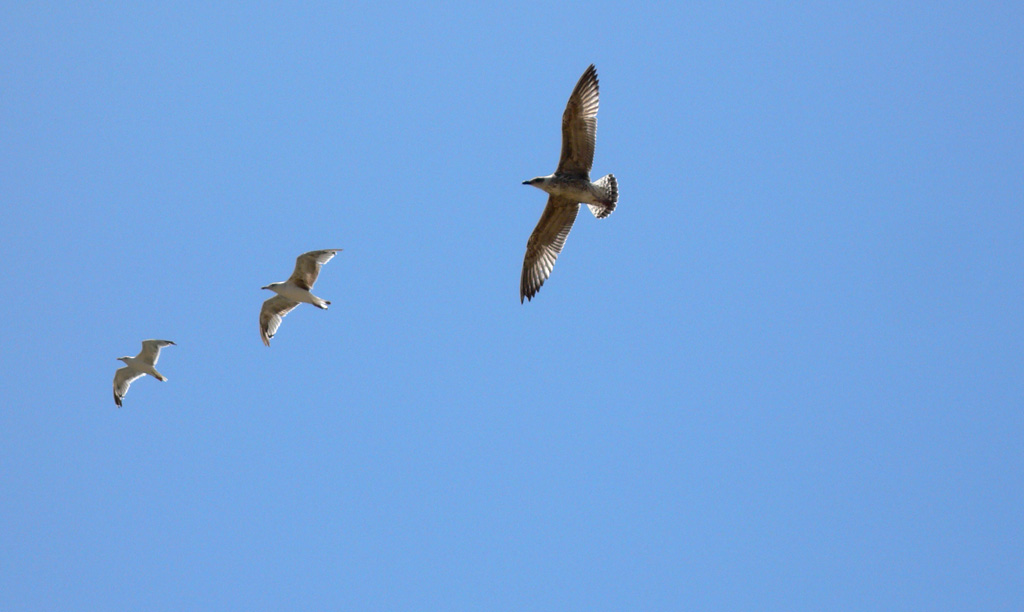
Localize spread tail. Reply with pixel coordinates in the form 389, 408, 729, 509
587, 174, 618, 218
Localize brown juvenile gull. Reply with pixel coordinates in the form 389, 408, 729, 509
113, 339, 176, 407
520, 63, 618, 302
259, 249, 342, 346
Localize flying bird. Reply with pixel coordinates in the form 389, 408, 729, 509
260, 249, 342, 346
520, 64, 618, 302
113, 339, 176, 407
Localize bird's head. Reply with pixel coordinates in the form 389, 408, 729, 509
522, 177, 543, 186
261, 282, 281, 292
116, 356, 129, 363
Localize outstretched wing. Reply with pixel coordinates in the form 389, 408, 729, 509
113, 366, 145, 407
138, 339, 175, 366
556, 64, 600, 176
288, 249, 341, 291
260, 295, 300, 346
520, 196, 580, 302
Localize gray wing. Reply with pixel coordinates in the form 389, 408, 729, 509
555, 64, 600, 176
138, 339, 175, 366
520, 196, 581, 302
260, 295, 301, 346
113, 366, 145, 407
288, 249, 342, 291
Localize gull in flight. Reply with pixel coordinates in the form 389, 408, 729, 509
520, 64, 618, 303
113, 339, 176, 407
260, 249, 342, 346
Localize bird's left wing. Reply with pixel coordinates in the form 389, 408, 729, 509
113, 366, 145, 407
260, 296, 300, 346
520, 197, 581, 302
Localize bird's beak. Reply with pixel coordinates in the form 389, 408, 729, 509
260, 286, 269, 290
522, 180, 530, 185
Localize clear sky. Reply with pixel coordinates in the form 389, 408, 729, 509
2, 2, 1022, 610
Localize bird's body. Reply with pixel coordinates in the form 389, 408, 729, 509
260, 249, 342, 346
117, 356, 165, 380
524, 174, 617, 209
113, 339, 175, 407
262, 281, 328, 309
521, 64, 617, 302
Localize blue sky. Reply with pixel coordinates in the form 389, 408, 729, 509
2, 2, 1022, 610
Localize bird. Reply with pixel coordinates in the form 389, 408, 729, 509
260, 249, 342, 346
520, 64, 618, 303
113, 340, 176, 407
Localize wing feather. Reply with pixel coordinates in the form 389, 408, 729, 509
138, 339, 175, 365
113, 366, 145, 407
556, 64, 600, 176
288, 249, 341, 291
520, 197, 580, 302
260, 296, 300, 346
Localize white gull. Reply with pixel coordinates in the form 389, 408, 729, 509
520, 64, 618, 302
260, 249, 342, 346
113, 339, 176, 407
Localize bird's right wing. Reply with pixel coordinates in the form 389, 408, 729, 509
289, 249, 341, 291
113, 366, 145, 407
556, 64, 600, 176
260, 295, 300, 346
520, 197, 581, 302
139, 339, 175, 365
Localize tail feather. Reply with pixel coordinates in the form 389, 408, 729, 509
153, 371, 167, 382
587, 174, 618, 218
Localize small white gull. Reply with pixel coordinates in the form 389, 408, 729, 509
113, 339, 176, 407
520, 64, 618, 302
260, 249, 342, 346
